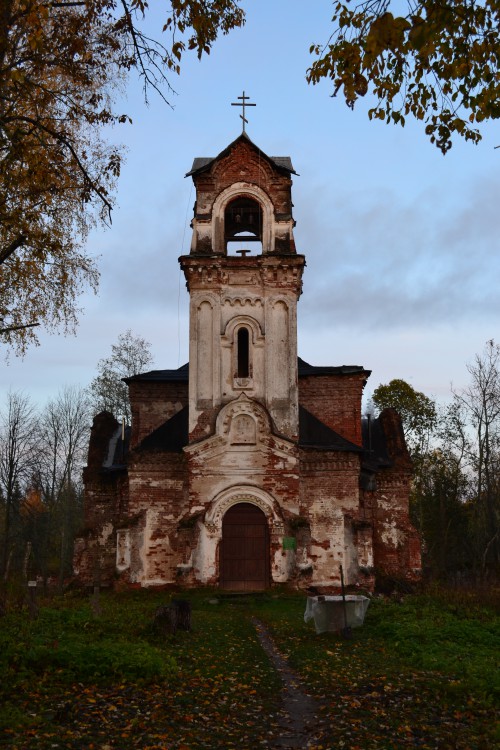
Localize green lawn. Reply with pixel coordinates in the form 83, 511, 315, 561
0, 588, 498, 749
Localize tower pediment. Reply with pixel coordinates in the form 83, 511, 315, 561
186, 132, 297, 179
184, 393, 297, 464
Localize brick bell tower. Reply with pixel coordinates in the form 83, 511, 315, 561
180, 132, 305, 443
75, 110, 420, 591
179, 121, 306, 589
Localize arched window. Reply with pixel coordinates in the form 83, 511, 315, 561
225, 196, 263, 255
237, 327, 250, 378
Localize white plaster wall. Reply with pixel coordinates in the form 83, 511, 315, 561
220, 308, 265, 403
197, 301, 214, 401
116, 529, 131, 572
307, 505, 346, 586
140, 509, 176, 587
188, 291, 221, 433
264, 291, 299, 438
192, 522, 217, 582
377, 493, 404, 548
343, 521, 359, 582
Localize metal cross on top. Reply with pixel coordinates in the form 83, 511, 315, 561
231, 90, 256, 133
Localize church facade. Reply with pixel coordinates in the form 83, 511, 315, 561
74, 133, 421, 591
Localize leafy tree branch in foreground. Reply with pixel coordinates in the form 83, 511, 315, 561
308, 0, 500, 153
4, 1, 498, 356
0, 0, 245, 353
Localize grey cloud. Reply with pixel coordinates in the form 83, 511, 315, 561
87, 185, 191, 314
298, 174, 500, 331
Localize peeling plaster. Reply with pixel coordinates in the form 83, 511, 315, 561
76, 136, 420, 592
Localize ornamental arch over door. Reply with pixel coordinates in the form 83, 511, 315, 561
221, 503, 270, 590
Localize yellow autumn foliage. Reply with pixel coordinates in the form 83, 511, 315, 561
0, 0, 245, 353
308, 0, 500, 153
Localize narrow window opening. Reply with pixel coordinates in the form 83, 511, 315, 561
237, 328, 250, 378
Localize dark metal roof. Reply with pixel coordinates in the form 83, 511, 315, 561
189, 157, 212, 173
126, 359, 368, 384
299, 406, 363, 452
186, 132, 297, 177
298, 357, 369, 378
137, 404, 363, 454
138, 406, 189, 453
270, 156, 295, 171
124, 363, 189, 384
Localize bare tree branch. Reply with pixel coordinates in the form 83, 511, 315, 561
0, 236, 27, 266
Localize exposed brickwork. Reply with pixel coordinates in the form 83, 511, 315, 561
360, 409, 420, 582
194, 139, 293, 218
299, 373, 367, 446
85, 411, 119, 471
74, 412, 129, 585
77, 387, 420, 590
129, 381, 188, 449
188, 406, 219, 443
190, 135, 296, 256
75, 135, 421, 592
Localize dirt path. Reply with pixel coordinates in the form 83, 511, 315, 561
252, 618, 323, 749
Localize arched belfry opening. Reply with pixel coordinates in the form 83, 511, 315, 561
225, 196, 263, 255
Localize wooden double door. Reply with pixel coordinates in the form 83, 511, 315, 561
220, 503, 270, 590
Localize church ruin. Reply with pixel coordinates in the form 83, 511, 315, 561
74, 130, 421, 591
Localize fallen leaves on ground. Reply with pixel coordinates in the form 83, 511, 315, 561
1, 592, 498, 749
2, 679, 281, 749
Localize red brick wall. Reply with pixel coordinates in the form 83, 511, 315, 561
188, 406, 219, 444
75, 469, 129, 585
299, 373, 366, 446
369, 468, 421, 581
126, 451, 190, 583
128, 452, 188, 516
86, 411, 119, 470
194, 138, 293, 219
129, 381, 188, 448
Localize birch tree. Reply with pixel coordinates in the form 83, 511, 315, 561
453, 340, 500, 571
0, 1, 245, 352
37, 385, 91, 583
90, 328, 153, 422
0, 390, 39, 577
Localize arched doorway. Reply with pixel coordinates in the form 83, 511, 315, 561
220, 503, 270, 590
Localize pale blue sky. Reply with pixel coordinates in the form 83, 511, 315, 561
3, 1, 499, 408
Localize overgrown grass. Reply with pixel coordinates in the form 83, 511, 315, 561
0, 587, 498, 748
0, 592, 176, 687
250, 590, 500, 748
0, 589, 281, 748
